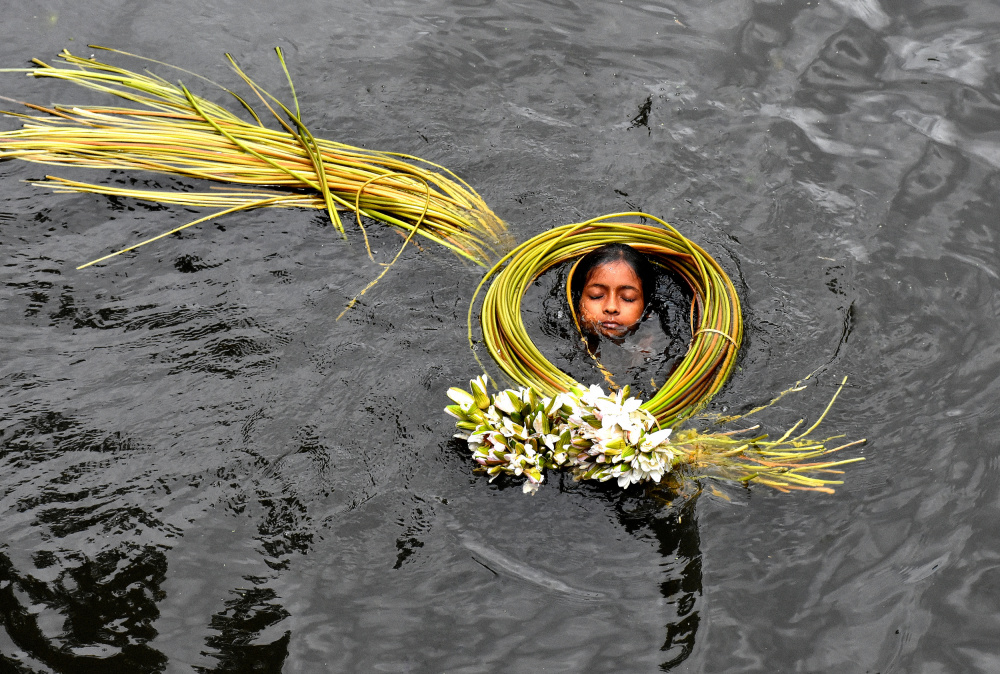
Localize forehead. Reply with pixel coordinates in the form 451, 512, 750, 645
585, 260, 641, 287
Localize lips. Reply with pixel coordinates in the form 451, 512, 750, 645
580, 317, 634, 339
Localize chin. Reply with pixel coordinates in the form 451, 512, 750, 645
598, 327, 628, 339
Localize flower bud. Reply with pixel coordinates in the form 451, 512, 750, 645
473, 389, 491, 411
447, 387, 475, 408
444, 404, 468, 420
527, 387, 540, 411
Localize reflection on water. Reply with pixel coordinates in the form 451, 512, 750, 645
3, 0, 1000, 671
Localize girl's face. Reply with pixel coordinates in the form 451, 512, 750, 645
579, 260, 645, 339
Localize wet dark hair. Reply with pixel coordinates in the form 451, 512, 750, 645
571, 242, 658, 317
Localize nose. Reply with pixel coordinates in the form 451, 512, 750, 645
604, 296, 619, 315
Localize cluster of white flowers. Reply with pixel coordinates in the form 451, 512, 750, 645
446, 376, 676, 493
566, 385, 675, 487
446, 376, 572, 493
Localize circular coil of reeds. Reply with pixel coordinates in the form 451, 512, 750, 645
471, 212, 743, 427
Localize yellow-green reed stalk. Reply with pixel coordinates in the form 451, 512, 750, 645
0, 47, 509, 268
471, 213, 742, 427
668, 377, 865, 494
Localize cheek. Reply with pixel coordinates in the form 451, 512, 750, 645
620, 299, 644, 325
579, 299, 598, 320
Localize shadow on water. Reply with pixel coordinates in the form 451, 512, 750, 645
610, 488, 703, 670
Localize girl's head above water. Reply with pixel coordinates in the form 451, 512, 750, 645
572, 243, 657, 339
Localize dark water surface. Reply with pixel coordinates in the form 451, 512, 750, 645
3, 1, 1000, 671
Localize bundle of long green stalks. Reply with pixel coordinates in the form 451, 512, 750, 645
0, 47, 508, 269
670, 378, 866, 494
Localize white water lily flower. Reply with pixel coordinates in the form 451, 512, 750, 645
532, 414, 545, 435
546, 392, 567, 413
494, 390, 519, 415
621, 395, 642, 413
594, 395, 642, 431
500, 416, 518, 438
578, 385, 605, 408
641, 428, 672, 450
630, 409, 655, 429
